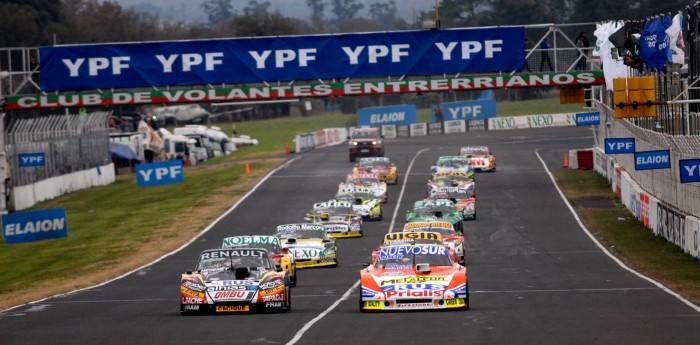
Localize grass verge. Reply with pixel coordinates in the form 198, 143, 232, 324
554, 169, 700, 304
0, 158, 284, 310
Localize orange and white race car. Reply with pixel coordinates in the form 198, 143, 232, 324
360, 243, 469, 312
459, 146, 496, 172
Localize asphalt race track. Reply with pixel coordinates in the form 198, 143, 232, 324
1, 126, 698, 344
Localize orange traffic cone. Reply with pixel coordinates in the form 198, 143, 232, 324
245, 160, 251, 174
285, 142, 291, 154
563, 153, 569, 168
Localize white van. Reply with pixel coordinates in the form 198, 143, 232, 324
174, 125, 215, 161
158, 129, 198, 166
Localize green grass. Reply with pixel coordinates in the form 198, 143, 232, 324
0, 160, 279, 295
555, 169, 700, 303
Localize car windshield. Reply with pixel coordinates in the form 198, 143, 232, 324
351, 131, 380, 139
431, 189, 470, 199
227, 243, 281, 254
462, 147, 489, 155
413, 202, 456, 215
348, 176, 380, 185
314, 206, 355, 215
434, 174, 470, 183
375, 245, 452, 268
359, 160, 390, 168
197, 256, 270, 271
277, 229, 326, 240
437, 158, 468, 167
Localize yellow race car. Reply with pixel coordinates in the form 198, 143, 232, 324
275, 223, 338, 269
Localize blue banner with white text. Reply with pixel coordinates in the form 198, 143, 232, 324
39, 27, 525, 91
2, 208, 68, 244
358, 104, 417, 126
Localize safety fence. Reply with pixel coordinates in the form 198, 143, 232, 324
594, 101, 700, 218
7, 112, 112, 187
294, 112, 579, 152
591, 145, 700, 259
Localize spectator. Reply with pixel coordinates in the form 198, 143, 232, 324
524, 38, 532, 72
29, 55, 40, 88
434, 104, 444, 122
575, 32, 590, 70
232, 123, 238, 136
119, 117, 128, 133
539, 39, 554, 72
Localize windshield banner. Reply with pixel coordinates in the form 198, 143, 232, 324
39, 27, 525, 91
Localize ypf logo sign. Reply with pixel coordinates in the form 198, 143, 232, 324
679, 159, 700, 183
136, 160, 184, 187
604, 138, 635, 154
18, 153, 46, 167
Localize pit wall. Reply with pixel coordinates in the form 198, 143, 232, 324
584, 147, 700, 259
10, 163, 115, 211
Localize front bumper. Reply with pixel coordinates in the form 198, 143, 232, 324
360, 297, 467, 311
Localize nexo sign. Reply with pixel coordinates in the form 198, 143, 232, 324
2, 208, 68, 244
575, 112, 600, 126
358, 104, 416, 126
634, 150, 670, 171
18, 153, 46, 167
136, 160, 184, 187
679, 159, 700, 183
604, 138, 635, 154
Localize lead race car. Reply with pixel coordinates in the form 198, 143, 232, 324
335, 187, 383, 221
459, 146, 496, 172
360, 243, 469, 312
275, 223, 338, 268
180, 248, 291, 314
353, 157, 398, 185
305, 200, 363, 238
340, 173, 388, 203
221, 235, 297, 286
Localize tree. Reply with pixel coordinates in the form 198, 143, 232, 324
368, 1, 399, 29
201, 0, 234, 25
307, 0, 327, 21
0, 3, 40, 47
331, 0, 364, 21
244, 0, 271, 17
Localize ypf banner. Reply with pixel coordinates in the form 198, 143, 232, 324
39, 27, 525, 91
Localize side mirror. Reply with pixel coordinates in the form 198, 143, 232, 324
322, 239, 331, 243
362, 262, 370, 267
380, 134, 385, 138
186, 270, 192, 274
346, 136, 350, 140
275, 264, 282, 272
287, 238, 297, 244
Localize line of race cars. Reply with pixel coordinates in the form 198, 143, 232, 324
359, 146, 496, 312
180, 146, 495, 314
180, 156, 399, 315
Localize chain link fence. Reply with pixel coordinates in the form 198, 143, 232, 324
7, 112, 112, 187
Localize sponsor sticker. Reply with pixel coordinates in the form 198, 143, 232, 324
215, 305, 250, 312
265, 302, 284, 308
377, 245, 447, 260
363, 301, 383, 309
444, 298, 465, 306
379, 276, 449, 286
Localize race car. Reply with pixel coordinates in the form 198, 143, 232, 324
275, 223, 338, 268
305, 200, 363, 238
406, 199, 464, 234
180, 248, 291, 314
359, 243, 469, 312
370, 231, 459, 264
459, 146, 496, 172
221, 235, 297, 286
340, 173, 388, 203
427, 185, 476, 221
335, 187, 383, 221
353, 157, 398, 185
403, 221, 466, 264
431, 156, 475, 180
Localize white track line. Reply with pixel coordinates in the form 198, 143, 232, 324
286, 148, 429, 345
1, 156, 302, 314
535, 150, 700, 313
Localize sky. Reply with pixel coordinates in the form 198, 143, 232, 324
109, 0, 435, 24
